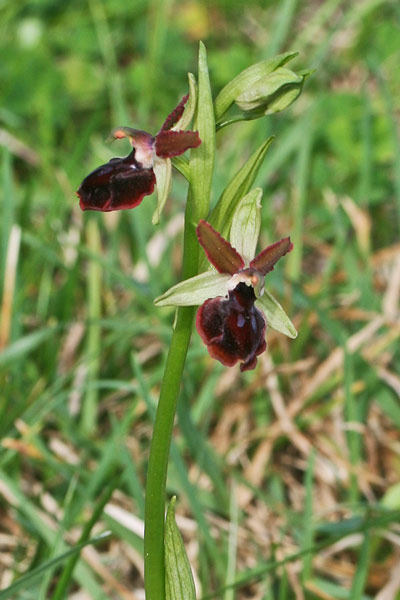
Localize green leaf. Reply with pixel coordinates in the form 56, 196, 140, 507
189, 41, 215, 223
256, 290, 297, 339
229, 188, 262, 262
174, 73, 197, 131
165, 497, 196, 600
154, 271, 229, 307
152, 157, 172, 225
206, 137, 274, 260
214, 52, 298, 121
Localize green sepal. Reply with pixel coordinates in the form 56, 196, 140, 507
256, 290, 297, 339
174, 73, 197, 131
154, 271, 230, 307
165, 497, 197, 600
214, 51, 298, 121
152, 157, 172, 225
230, 188, 262, 262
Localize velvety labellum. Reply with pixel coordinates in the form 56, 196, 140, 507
77, 150, 156, 212
196, 282, 266, 372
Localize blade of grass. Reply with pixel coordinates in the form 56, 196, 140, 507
349, 531, 371, 600
287, 110, 313, 281
38, 474, 80, 599
0, 470, 109, 599
52, 474, 121, 600
140, 0, 172, 117
1, 147, 15, 291
0, 532, 111, 600
266, 0, 298, 57
0, 224, 20, 350
81, 215, 102, 436
201, 509, 400, 599
343, 346, 361, 505
88, 0, 128, 123
224, 481, 238, 600
301, 449, 315, 583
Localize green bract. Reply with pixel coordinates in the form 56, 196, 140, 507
155, 190, 297, 340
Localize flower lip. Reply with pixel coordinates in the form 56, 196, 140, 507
77, 149, 156, 212
196, 281, 267, 372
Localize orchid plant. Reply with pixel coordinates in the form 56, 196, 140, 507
77, 43, 306, 600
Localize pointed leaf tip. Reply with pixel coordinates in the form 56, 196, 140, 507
165, 497, 196, 600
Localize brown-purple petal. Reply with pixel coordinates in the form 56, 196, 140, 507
250, 237, 293, 276
160, 94, 189, 132
197, 220, 245, 275
154, 130, 201, 158
77, 151, 156, 212
196, 282, 266, 372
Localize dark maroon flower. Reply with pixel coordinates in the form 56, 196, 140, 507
77, 95, 201, 212
155, 194, 297, 372
194, 220, 292, 372
197, 282, 267, 372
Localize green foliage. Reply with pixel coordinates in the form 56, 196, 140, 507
1, 1, 399, 598
165, 497, 197, 600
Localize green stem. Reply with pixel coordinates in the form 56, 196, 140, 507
144, 304, 195, 599
144, 41, 214, 599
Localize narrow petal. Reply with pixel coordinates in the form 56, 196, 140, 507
250, 237, 293, 275
154, 271, 230, 307
196, 282, 266, 371
230, 188, 262, 262
160, 95, 189, 132
197, 220, 244, 275
154, 130, 201, 158
77, 151, 156, 212
256, 290, 297, 339
152, 157, 172, 225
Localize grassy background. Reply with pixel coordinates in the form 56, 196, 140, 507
1, 0, 400, 598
